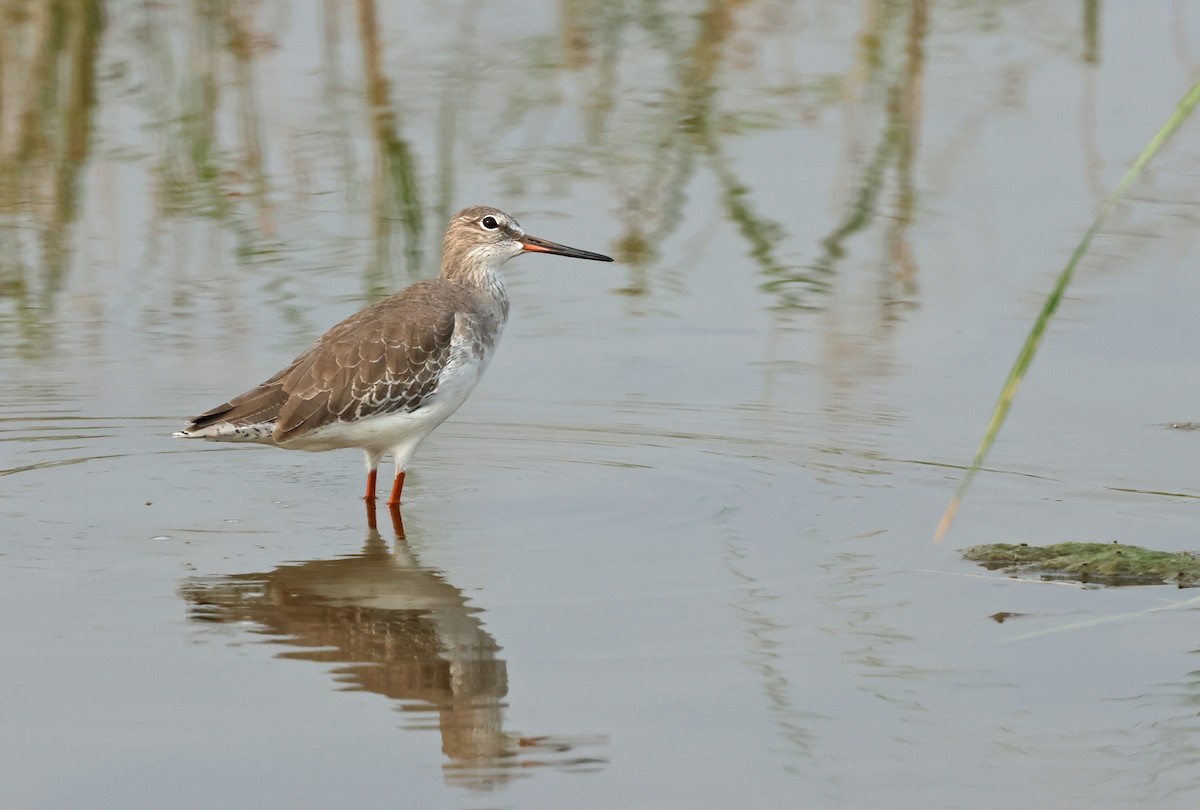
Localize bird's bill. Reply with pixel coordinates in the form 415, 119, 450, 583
520, 234, 614, 262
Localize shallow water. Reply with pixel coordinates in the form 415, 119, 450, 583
4, 1, 1200, 807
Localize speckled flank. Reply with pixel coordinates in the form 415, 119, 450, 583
172, 422, 276, 442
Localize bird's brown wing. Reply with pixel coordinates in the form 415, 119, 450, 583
183, 365, 291, 433
272, 288, 461, 443
185, 281, 472, 443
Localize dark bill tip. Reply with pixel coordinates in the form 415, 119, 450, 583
521, 234, 614, 262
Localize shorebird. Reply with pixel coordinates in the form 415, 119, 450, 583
175, 205, 613, 506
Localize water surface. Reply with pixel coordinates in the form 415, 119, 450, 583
4, 1, 1200, 807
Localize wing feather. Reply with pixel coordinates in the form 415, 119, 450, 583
182, 280, 488, 444
271, 282, 471, 443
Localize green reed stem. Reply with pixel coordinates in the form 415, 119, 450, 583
936, 78, 1200, 542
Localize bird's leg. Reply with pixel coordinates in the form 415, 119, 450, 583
365, 497, 378, 531
364, 468, 378, 503
387, 471, 406, 507
363, 450, 383, 503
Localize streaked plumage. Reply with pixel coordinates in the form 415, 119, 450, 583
176, 205, 613, 506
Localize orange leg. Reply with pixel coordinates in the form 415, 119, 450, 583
364, 468, 378, 502
387, 471, 406, 507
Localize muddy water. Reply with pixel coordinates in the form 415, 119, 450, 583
4, 1, 1200, 808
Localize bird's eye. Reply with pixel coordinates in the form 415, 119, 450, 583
480, 216, 499, 230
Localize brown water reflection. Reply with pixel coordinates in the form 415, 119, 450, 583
0, 0, 102, 354
0, 0, 973, 334
180, 510, 607, 791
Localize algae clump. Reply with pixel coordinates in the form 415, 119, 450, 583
962, 542, 1200, 587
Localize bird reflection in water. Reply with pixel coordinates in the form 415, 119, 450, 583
179, 505, 606, 790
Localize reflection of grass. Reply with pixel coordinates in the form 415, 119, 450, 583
761, 1, 926, 312
0, 0, 103, 356
722, 538, 818, 764
760, 124, 900, 310
142, 0, 272, 262
936, 78, 1200, 541
712, 154, 786, 274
